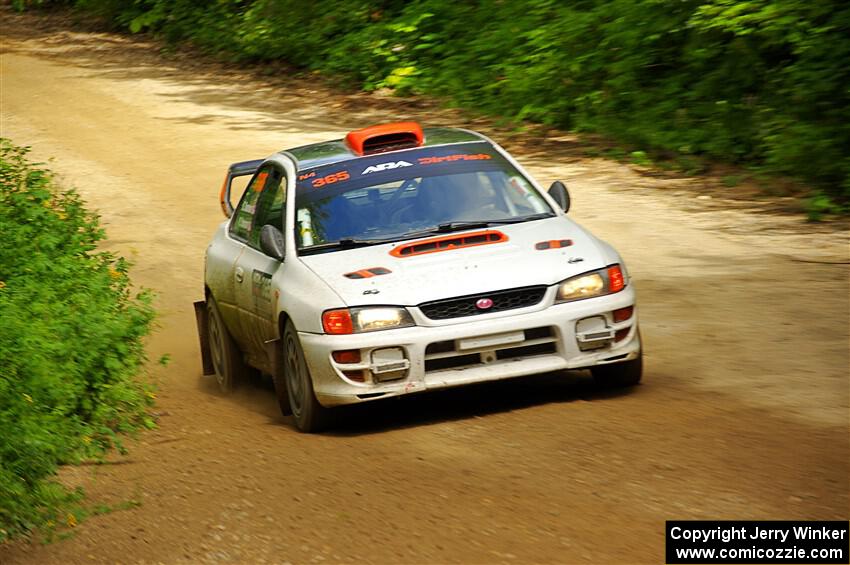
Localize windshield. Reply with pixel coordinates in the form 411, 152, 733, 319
294, 143, 553, 253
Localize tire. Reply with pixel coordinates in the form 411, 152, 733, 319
270, 349, 292, 417
283, 321, 332, 432
591, 348, 643, 388
207, 296, 248, 393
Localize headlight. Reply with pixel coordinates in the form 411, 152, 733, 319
322, 307, 415, 334
556, 264, 626, 303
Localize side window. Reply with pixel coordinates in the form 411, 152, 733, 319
250, 166, 286, 249
229, 166, 272, 242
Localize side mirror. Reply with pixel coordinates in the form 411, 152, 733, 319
548, 181, 571, 213
260, 224, 286, 261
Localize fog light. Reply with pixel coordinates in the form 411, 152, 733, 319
332, 349, 361, 364
370, 347, 409, 382
575, 316, 614, 351
615, 328, 630, 342
612, 306, 633, 323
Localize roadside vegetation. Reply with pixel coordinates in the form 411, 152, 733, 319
19, 0, 848, 216
0, 139, 155, 542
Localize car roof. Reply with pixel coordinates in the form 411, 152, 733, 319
282, 127, 489, 172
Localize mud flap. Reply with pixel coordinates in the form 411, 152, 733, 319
265, 338, 292, 416
193, 300, 215, 376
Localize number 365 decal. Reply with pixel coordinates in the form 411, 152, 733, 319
311, 170, 350, 188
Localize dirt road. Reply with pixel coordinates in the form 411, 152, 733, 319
1, 10, 848, 564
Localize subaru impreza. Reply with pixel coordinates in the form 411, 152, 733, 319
195, 122, 642, 432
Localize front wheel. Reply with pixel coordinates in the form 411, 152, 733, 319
283, 321, 332, 432
591, 349, 643, 388
207, 296, 248, 393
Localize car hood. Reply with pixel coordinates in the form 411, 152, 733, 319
299, 216, 609, 307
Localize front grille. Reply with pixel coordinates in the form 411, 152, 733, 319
424, 326, 557, 373
419, 285, 547, 320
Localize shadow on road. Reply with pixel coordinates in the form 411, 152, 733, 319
328, 371, 638, 436
198, 366, 638, 435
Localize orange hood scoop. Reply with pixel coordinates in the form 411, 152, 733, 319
390, 230, 508, 258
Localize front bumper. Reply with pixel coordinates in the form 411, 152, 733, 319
299, 286, 640, 407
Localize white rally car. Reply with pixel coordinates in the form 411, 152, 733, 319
195, 122, 642, 432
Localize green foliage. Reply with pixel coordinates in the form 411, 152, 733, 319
805, 191, 847, 222
722, 175, 741, 188
630, 151, 652, 167
11, 0, 61, 11
0, 140, 155, 542
26, 0, 850, 204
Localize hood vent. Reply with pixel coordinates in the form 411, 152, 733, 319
535, 239, 573, 250
390, 230, 508, 258
344, 267, 392, 279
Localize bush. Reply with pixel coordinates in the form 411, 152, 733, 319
0, 139, 155, 542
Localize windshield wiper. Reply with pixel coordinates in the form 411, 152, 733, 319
483, 212, 556, 224
432, 221, 492, 233
425, 213, 557, 234
300, 238, 392, 254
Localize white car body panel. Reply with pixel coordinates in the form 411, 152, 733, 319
300, 216, 613, 309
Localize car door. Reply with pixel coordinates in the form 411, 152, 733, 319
232, 163, 287, 369
208, 165, 269, 349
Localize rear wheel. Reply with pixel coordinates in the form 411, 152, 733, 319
283, 321, 332, 432
591, 349, 643, 388
207, 296, 248, 393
